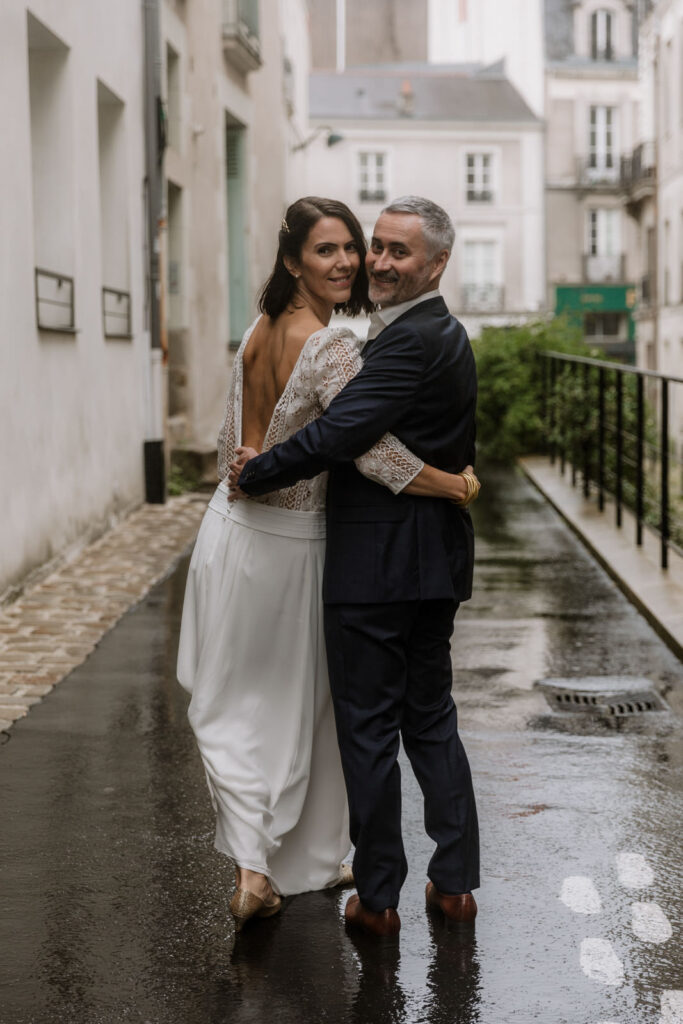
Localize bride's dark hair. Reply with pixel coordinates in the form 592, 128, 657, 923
258, 197, 373, 319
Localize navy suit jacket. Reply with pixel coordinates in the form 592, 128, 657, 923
238, 296, 477, 604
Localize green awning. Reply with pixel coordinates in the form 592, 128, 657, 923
555, 284, 637, 313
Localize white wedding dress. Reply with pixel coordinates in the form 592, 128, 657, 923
177, 318, 423, 896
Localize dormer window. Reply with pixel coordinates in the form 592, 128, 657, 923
591, 9, 614, 61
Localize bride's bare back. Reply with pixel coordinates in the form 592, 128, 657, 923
241, 310, 325, 451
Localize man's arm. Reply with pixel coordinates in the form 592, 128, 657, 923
238, 324, 425, 496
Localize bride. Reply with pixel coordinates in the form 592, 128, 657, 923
177, 197, 478, 933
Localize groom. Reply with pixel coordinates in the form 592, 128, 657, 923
235, 196, 479, 938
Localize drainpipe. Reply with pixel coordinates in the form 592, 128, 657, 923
336, 0, 346, 72
652, 26, 659, 371
143, 0, 166, 503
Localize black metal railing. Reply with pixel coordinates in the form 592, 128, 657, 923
541, 351, 683, 569
620, 140, 656, 190
359, 189, 387, 203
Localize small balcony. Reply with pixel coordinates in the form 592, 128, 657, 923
582, 252, 626, 283
461, 283, 505, 312
358, 189, 386, 203
222, 0, 261, 73
621, 141, 656, 217
576, 157, 620, 190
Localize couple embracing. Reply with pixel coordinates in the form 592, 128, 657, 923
177, 195, 480, 940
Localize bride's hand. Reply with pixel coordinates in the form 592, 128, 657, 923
227, 446, 260, 502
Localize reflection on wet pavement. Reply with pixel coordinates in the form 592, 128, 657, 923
0, 464, 681, 1023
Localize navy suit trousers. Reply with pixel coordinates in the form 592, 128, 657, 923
324, 599, 480, 911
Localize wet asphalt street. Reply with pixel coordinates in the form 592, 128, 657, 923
1, 465, 681, 1024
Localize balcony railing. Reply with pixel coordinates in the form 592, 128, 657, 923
541, 351, 683, 569
466, 190, 493, 203
620, 141, 656, 192
222, 0, 261, 73
576, 157, 620, 188
461, 283, 504, 312
358, 188, 386, 203
640, 274, 653, 306
582, 252, 626, 283
35, 267, 75, 333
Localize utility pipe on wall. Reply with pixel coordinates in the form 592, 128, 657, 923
143, 0, 166, 503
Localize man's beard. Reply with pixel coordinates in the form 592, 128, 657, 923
369, 269, 432, 306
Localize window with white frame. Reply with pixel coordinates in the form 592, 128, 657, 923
585, 208, 622, 281
590, 9, 613, 61
462, 239, 502, 309
588, 209, 620, 256
358, 152, 387, 202
466, 153, 493, 202
589, 105, 616, 174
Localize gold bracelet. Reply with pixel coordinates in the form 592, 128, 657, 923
454, 471, 480, 508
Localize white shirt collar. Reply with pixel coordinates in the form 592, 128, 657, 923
367, 290, 441, 341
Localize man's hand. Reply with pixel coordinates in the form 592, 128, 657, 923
227, 446, 259, 502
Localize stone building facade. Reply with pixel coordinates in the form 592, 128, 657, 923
0, 0, 308, 601
544, 0, 642, 359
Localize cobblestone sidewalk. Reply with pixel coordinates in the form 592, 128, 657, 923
0, 493, 207, 734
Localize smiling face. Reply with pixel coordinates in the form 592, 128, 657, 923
286, 216, 360, 315
366, 212, 448, 307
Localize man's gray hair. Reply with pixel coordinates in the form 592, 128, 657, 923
382, 195, 455, 255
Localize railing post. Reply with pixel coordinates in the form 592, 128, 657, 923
616, 371, 623, 528
598, 366, 605, 511
549, 357, 556, 466
636, 375, 644, 546
571, 363, 578, 488
583, 362, 590, 498
560, 364, 566, 476
661, 378, 669, 569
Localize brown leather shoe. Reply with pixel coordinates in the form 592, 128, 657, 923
344, 893, 400, 938
425, 882, 477, 925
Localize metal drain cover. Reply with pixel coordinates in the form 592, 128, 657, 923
535, 676, 669, 717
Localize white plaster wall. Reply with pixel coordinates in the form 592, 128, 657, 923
428, 0, 545, 118
303, 121, 546, 328
1, 1, 148, 599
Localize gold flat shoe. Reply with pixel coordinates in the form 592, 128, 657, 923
230, 887, 282, 932
335, 863, 354, 887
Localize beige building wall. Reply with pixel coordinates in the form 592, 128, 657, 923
162, 0, 310, 452
0, 0, 148, 601
545, 0, 641, 353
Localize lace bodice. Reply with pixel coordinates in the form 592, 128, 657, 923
217, 317, 424, 511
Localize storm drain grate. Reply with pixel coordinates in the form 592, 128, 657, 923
535, 676, 669, 717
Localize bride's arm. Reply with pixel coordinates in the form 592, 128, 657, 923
311, 329, 479, 503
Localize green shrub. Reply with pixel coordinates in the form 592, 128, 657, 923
471, 317, 593, 462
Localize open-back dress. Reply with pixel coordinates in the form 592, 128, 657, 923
177, 318, 423, 895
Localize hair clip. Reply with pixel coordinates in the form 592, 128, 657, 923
281, 218, 290, 233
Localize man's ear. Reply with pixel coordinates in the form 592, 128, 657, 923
428, 249, 450, 285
